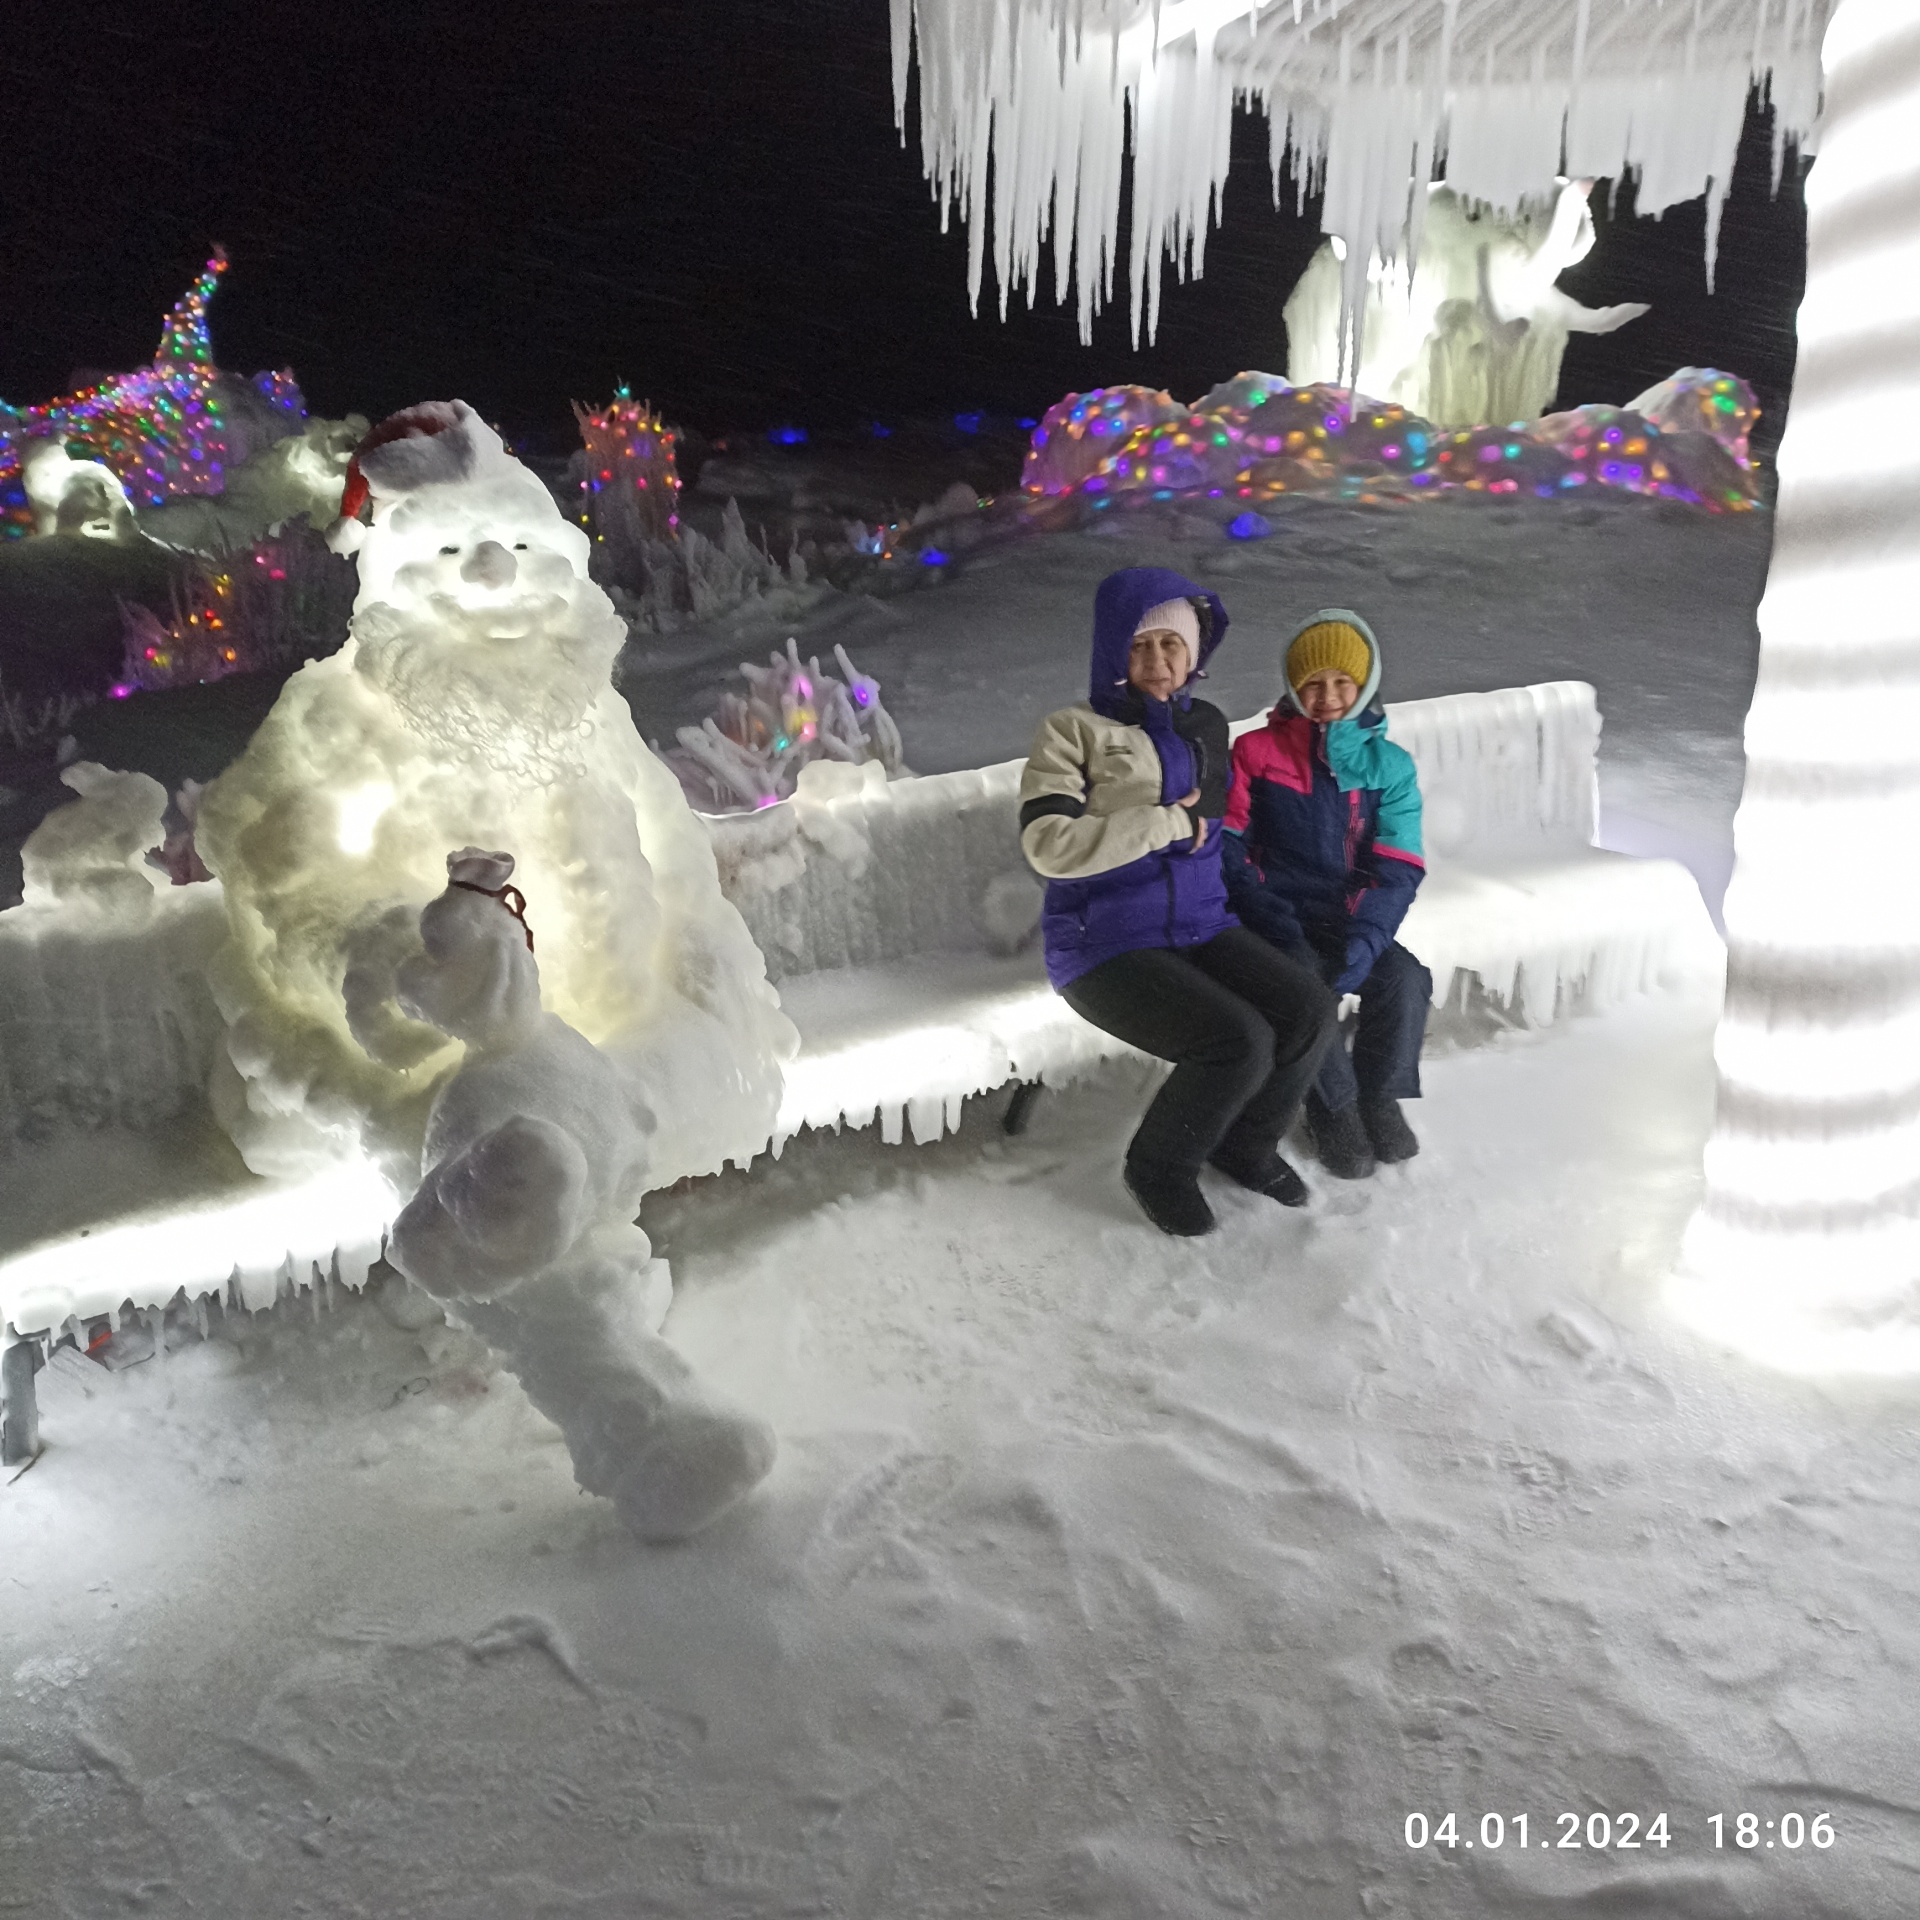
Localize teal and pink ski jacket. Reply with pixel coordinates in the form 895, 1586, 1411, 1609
1221, 611, 1424, 994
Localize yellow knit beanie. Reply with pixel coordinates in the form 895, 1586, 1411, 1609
1286, 618, 1372, 692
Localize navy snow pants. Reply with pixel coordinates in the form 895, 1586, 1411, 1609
1313, 940, 1432, 1112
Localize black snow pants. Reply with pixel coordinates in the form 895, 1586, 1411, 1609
1313, 940, 1433, 1112
1061, 927, 1338, 1176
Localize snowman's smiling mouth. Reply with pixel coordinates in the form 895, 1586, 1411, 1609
424, 589, 558, 640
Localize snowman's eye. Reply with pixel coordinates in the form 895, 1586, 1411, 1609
440, 545, 460, 555
513, 543, 528, 551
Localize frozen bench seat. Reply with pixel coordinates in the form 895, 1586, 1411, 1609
708, 679, 1721, 1151
0, 680, 1716, 1372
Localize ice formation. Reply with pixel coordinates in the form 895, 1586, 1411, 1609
0, 252, 306, 535
1676, 0, 1920, 1372
1022, 368, 1762, 511
386, 849, 776, 1541
194, 400, 794, 1190
18, 762, 170, 919
1283, 183, 1649, 424
892, 0, 1829, 344
665, 637, 907, 812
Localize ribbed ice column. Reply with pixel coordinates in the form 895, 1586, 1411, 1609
1673, 0, 1920, 1372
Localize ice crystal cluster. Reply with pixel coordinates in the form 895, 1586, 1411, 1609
665, 637, 907, 813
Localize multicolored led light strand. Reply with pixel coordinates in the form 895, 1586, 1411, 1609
572, 389, 682, 566
0, 253, 304, 538
1021, 369, 1763, 516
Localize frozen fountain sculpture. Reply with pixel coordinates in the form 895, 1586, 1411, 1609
1283, 184, 1650, 427
195, 400, 795, 1193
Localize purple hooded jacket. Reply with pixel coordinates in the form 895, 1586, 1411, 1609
1023, 567, 1239, 989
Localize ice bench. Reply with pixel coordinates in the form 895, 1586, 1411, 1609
0, 678, 1716, 1450
706, 678, 1720, 1155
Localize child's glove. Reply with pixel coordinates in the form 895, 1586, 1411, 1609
1333, 936, 1378, 995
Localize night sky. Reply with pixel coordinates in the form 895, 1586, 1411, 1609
4, 1, 1808, 451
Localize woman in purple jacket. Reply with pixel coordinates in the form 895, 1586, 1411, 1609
1019, 567, 1337, 1236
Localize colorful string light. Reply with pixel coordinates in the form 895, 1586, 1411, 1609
1020, 369, 1764, 516
571, 391, 682, 564
0, 253, 306, 538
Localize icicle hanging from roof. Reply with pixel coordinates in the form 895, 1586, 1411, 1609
893, 0, 1833, 345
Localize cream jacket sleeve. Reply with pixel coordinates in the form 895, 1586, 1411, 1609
1018, 706, 1193, 881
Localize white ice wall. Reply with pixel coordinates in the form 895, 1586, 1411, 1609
0, 885, 225, 1148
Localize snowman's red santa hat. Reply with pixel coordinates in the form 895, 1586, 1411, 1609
336, 400, 497, 524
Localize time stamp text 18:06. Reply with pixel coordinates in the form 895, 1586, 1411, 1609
1404, 1812, 1836, 1853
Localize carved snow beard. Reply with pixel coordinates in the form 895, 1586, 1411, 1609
352, 593, 622, 787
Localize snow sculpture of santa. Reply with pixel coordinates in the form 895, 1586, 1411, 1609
195, 401, 795, 1190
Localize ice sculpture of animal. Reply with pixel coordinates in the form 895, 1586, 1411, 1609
1285, 184, 1649, 427
194, 400, 794, 1189
386, 849, 775, 1541
21, 440, 137, 541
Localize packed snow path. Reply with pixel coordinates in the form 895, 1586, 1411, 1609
7, 978, 1916, 1918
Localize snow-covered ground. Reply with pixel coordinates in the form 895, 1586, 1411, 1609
15, 497, 1917, 1919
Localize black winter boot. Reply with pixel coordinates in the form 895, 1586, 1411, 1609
1362, 1097, 1420, 1163
1123, 1158, 1216, 1236
1307, 1098, 1376, 1179
1208, 1145, 1310, 1208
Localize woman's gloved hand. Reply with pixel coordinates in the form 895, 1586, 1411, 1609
1175, 787, 1207, 851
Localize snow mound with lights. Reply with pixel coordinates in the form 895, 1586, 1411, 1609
1022, 367, 1762, 512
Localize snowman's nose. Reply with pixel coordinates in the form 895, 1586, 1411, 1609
461, 540, 517, 590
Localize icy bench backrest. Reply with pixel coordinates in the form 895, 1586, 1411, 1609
707, 762, 1025, 983
707, 680, 1603, 982
1229, 680, 1600, 858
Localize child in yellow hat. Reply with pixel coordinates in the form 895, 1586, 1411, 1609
1222, 610, 1431, 1178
